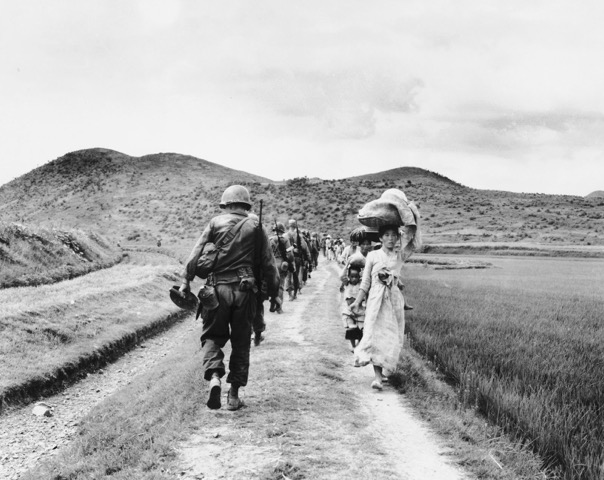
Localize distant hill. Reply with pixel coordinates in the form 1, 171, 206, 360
349, 166, 464, 188
0, 148, 603, 256
586, 190, 604, 199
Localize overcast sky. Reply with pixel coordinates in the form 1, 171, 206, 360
2, 0, 604, 195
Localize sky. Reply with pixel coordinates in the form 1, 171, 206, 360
1, 0, 604, 196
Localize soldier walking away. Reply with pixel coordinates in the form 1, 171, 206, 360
309, 231, 320, 271
179, 185, 279, 411
284, 219, 310, 300
269, 221, 295, 314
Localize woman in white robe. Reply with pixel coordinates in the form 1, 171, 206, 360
350, 225, 406, 390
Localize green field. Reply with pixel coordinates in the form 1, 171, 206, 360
404, 254, 604, 480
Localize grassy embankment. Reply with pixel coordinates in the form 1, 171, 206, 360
0, 252, 186, 411
0, 223, 123, 289
401, 255, 604, 480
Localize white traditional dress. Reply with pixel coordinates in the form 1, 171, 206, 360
354, 248, 406, 371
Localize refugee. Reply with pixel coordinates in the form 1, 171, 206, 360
335, 238, 345, 263
269, 221, 295, 314
179, 185, 279, 410
325, 235, 334, 261
341, 262, 366, 359
340, 227, 369, 266
339, 227, 373, 288
350, 224, 408, 391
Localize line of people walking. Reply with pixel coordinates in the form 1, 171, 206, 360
175, 184, 420, 410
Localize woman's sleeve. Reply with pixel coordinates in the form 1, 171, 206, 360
359, 253, 374, 293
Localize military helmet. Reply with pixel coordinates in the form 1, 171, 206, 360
169, 285, 199, 310
219, 185, 252, 209
273, 222, 286, 234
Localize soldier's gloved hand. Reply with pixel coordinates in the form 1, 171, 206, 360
178, 282, 190, 297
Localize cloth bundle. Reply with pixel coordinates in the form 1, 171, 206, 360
357, 188, 421, 259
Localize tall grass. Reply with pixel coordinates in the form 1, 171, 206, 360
404, 256, 604, 479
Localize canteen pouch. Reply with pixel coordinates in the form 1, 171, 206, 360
196, 285, 220, 320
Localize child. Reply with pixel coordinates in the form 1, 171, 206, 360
341, 266, 365, 363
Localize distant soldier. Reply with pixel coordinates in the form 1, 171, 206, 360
284, 219, 310, 300
310, 231, 320, 270
248, 212, 271, 347
179, 185, 279, 411
269, 222, 295, 313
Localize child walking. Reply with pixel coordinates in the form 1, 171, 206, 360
341, 266, 365, 360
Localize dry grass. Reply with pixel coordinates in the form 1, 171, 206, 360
0, 253, 185, 410
0, 222, 123, 288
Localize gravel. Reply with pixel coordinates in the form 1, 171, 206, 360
0, 315, 197, 480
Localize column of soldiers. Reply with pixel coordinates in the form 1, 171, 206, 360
178, 184, 324, 411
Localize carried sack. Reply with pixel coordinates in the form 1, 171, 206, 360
196, 217, 250, 279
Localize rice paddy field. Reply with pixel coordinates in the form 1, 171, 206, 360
403, 254, 604, 480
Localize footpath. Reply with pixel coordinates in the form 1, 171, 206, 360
176, 262, 467, 479
1, 258, 468, 479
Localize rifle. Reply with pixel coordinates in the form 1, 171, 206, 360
293, 225, 301, 296
254, 200, 265, 309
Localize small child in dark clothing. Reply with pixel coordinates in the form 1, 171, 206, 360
341, 267, 365, 361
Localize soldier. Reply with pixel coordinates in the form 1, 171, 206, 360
310, 231, 320, 270
284, 219, 310, 300
269, 222, 295, 314
179, 185, 279, 411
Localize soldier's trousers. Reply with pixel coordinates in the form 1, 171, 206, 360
200, 282, 256, 387
274, 269, 287, 307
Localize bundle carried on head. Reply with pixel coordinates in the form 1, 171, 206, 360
357, 188, 421, 258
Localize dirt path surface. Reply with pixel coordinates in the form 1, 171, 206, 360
0, 251, 194, 480
1, 255, 468, 479
0, 318, 197, 480
177, 261, 468, 480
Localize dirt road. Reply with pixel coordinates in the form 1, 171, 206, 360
1, 257, 467, 479
177, 261, 467, 479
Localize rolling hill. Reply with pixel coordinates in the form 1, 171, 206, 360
0, 148, 603, 257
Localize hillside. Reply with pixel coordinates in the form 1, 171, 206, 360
0, 222, 122, 288
0, 148, 603, 256
349, 166, 464, 188
586, 190, 604, 199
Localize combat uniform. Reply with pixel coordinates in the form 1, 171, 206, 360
183, 211, 279, 388
269, 223, 295, 313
